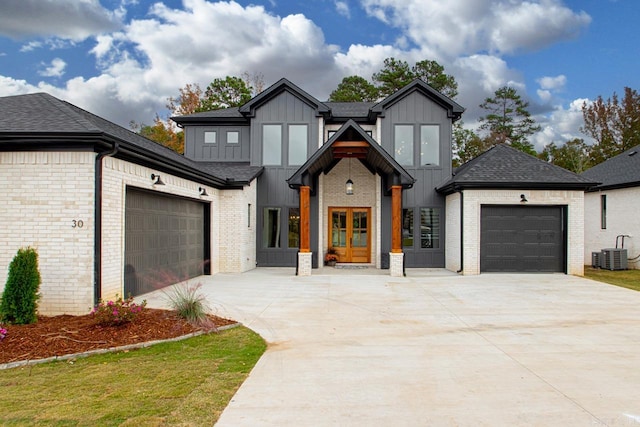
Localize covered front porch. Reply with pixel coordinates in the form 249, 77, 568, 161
287, 120, 415, 276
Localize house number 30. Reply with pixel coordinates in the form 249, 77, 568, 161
72, 220, 84, 228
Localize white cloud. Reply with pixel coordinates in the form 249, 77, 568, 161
0, 0, 122, 41
39, 58, 67, 78
335, 1, 351, 18
359, 0, 590, 58
537, 75, 567, 90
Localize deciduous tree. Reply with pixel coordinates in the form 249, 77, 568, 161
581, 87, 640, 165
452, 122, 487, 167
539, 139, 591, 173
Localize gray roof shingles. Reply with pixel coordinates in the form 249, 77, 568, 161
437, 144, 597, 193
0, 92, 259, 186
581, 144, 640, 191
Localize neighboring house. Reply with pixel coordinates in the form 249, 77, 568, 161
0, 93, 261, 315
581, 144, 640, 269
0, 79, 596, 315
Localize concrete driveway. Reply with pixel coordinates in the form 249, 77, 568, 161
144, 269, 640, 426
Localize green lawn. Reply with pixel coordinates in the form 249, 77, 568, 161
584, 266, 640, 292
0, 326, 266, 426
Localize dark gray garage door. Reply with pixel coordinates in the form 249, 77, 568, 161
480, 205, 565, 273
124, 188, 208, 297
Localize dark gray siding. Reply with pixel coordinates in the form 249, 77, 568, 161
184, 125, 250, 161
380, 91, 452, 268
252, 90, 320, 267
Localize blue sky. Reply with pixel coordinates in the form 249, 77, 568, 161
0, 0, 638, 150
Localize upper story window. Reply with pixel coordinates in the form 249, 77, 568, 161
420, 125, 440, 166
288, 124, 308, 166
394, 125, 414, 166
263, 124, 282, 166
227, 131, 239, 144
204, 131, 217, 144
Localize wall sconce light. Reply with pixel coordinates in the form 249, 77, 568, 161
199, 187, 209, 196
346, 158, 354, 195
151, 174, 165, 185
520, 194, 528, 203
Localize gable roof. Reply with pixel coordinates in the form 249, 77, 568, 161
0, 92, 258, 188
581, 144, 640, 191
239, 78, 330, 117
372, 79, 464, 121
287, 119, 415, 193
436, 144, 597, 194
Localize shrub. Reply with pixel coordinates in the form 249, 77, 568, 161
163, 282, 212, 328
91, 295, 146, 326
0, 327, 7, 341
0, 247, 41, 324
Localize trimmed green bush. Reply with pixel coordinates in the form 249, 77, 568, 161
0, 247, 41, 324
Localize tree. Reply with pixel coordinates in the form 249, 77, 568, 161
478, 86, 540, 155
0, 247, 41, 324
412, 60, 458, 99
137, 116, 184, 154
581, 87, 640, 165
328, 75, 379, 102
540, 139, 592, 173
452, 122, 487, 167
372, 57, 414, 98
196, 76, 253, 112
167, 83, 202, 117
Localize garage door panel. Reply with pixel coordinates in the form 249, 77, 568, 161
481, 206, 564, 273
125, 188, 206, 297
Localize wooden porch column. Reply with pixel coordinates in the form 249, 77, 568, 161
299, 185, 311, 252
391, 185, 402, 253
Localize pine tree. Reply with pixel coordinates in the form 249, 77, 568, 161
0, 247, 41, 324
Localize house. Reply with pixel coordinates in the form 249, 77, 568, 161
581, 144, 640, 269
0, 78, 595, 315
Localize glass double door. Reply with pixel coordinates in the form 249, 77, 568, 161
329, 207, 370, 263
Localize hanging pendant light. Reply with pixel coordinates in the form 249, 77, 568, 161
346, 158, 354, 195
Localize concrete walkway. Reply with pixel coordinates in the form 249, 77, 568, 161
143, 269, 640, 426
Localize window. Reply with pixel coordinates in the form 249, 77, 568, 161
204, 131, 216, 144
601, 194, 607, 229
394, 125, 414, 166
420, 208, 440, 248
263, 125, 282, 165
248, 203, 251, 228
288, 125, 308, 165
227, 131, 239, 144
420, 125, 439, 166
263, 207, 281, 248
402, 208, 414, 247
288, 208, 300, 248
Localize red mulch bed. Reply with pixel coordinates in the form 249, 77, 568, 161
0, 309, 236, 365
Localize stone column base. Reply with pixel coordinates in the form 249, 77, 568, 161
298, 252, 312, 276
389, 252, 404, 277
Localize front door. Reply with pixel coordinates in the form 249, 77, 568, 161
329, 207, 371, 263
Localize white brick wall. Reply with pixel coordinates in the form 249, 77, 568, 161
321, 159, 378, 264
444, 192, 461, 272
0, 152, 95, 315
215, 180, 257, 273
584, 188, 640, 269
458, 189, 585, 276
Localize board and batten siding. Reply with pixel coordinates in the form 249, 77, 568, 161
251, 90, 320, 266
184, 125, 251, 162
379, 90, 452, 268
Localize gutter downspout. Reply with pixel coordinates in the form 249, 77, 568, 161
456, 188, 464, 274
94, 142, 119, 305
